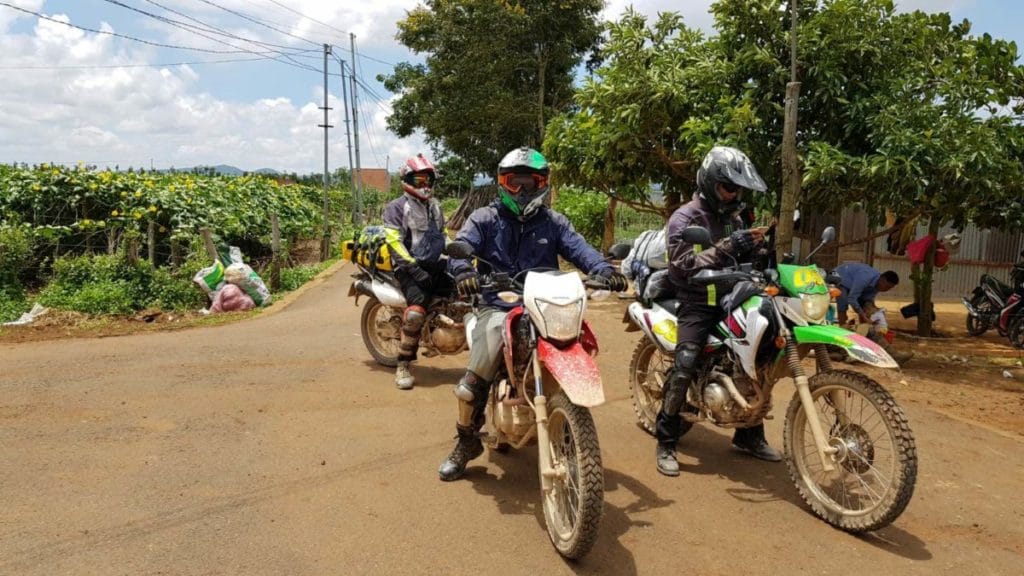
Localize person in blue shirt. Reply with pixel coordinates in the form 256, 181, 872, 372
834, 262, 899, 325
437, 147, 628, 482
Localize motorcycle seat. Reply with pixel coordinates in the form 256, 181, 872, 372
720, 281, 762, 313
653, 298, 679, 315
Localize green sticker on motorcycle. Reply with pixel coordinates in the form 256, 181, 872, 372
778, 264, 828, 295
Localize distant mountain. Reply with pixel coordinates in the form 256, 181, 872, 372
160, 164, 280, 176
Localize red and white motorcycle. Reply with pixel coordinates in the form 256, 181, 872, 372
445, 241, 616, 560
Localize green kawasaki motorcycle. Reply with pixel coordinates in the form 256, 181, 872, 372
625, 226, 917, 532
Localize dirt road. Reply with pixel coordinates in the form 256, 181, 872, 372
2, 265, 1023, 575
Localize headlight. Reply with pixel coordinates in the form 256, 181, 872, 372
800, 293, 830, 323
537, 300, 583, 341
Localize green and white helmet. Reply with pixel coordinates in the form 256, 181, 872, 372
497, 147, 550, 221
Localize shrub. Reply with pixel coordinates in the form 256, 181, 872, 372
0, 287, 28, 323
553, 186, 608, 246
0, 221, 33, 289
37, 253, 203, 315
279, 260, 334, 292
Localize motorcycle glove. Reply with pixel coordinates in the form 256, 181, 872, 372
726, 229, 756, 257
595, 268, 629, 292
455, 271, 481, 298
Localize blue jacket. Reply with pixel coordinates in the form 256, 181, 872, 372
834, 262, 881, 315
449, 201, 613, 308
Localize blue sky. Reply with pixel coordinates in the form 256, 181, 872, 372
0, 0, 1020, 174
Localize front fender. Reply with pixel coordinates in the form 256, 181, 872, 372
792, 325, 899, 369
537, 339, 605, 407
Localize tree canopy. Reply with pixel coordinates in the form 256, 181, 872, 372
544, 0, 1024, 233
381, 0, 604, 176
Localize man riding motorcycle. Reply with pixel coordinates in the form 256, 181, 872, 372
381, 154, 449, 390
656, 146, 781, 477
438, 147, 628, 481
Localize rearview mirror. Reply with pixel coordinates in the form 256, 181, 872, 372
444, 241, 474, 260
681, 226, 713, 247
821, 226, 837, 244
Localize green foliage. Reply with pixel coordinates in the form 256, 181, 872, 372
553, 186, 608, 246
0, 220, 33, 288
382, 0, 604, 174
434, 156, 475, 199
546, 0, 1024, 232
440, 197, 462, 220
37, 254, 203, 315
0, 287, 28, 323
279, 260, 335, 293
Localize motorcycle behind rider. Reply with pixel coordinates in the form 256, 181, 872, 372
657, 146, 782, 477
438, 147, 628, 481
381, 154, 449, 390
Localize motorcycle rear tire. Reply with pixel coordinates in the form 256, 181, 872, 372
1008, 313, 1024, 349
360, 297, 401, 367
542, 392, 603, 560
628, 339, 694, 438
966, 294, 992, 336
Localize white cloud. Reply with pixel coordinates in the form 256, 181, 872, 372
0, 0, 1000, 174
603, 0, 716, 31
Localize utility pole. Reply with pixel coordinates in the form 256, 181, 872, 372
319, 43, 334, 261
340, 58, 356, 223
350, 33, 363, 226
777, 0, 801, 265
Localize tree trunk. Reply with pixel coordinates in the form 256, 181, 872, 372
916, 218, 941, 336
602, 197, 618, 254
777, 81, 802, 265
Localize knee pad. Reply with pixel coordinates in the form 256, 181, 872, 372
674, 341, 701, 374
455, 372, 490, 429
663, 342, 701, 415
453, 371, 490, 404
402, 305, 427, 334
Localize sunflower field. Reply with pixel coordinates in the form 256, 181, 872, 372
0, 163, 380, 320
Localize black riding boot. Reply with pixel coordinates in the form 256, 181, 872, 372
438, 425, 484, 481
654, 410, 682, 477
732, 423, 782, 462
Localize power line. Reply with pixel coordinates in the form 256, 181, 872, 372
359, 52, 398, 67
138, 0, 314, 53
102, 0, 315, 71
102, 0, 319, 72
0, 1, 252, 54
0, 55, 308, 70
195, 0, 320, 48
261, 0, 349, 38
357, 100, 386, 168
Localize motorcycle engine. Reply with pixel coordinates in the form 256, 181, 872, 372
427, 317, 466, 354
697, 359, 759, 425
492, 380, 534, 440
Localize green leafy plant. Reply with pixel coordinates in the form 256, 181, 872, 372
553, 186, 608, 246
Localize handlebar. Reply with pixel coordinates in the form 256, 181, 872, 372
688, 264, 760, 286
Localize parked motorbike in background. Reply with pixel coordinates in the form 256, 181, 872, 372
344, 234, 471, 366
961, 250, 1024, 348
624, 226, 918, 532
444, 241, 617, 560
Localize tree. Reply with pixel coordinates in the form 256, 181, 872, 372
548, 0, 1024, 335
433, 155, 474, 198
802, 8, 1024, 335
381, 0, 603, 175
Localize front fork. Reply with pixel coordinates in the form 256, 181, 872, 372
772, 302, 837, 472
531, 348, 558, 493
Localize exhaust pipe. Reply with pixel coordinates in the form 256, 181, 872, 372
353, 279, 374, 296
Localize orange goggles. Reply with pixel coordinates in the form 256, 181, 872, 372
406, 171, 434, 187
498, 172, 548, 195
